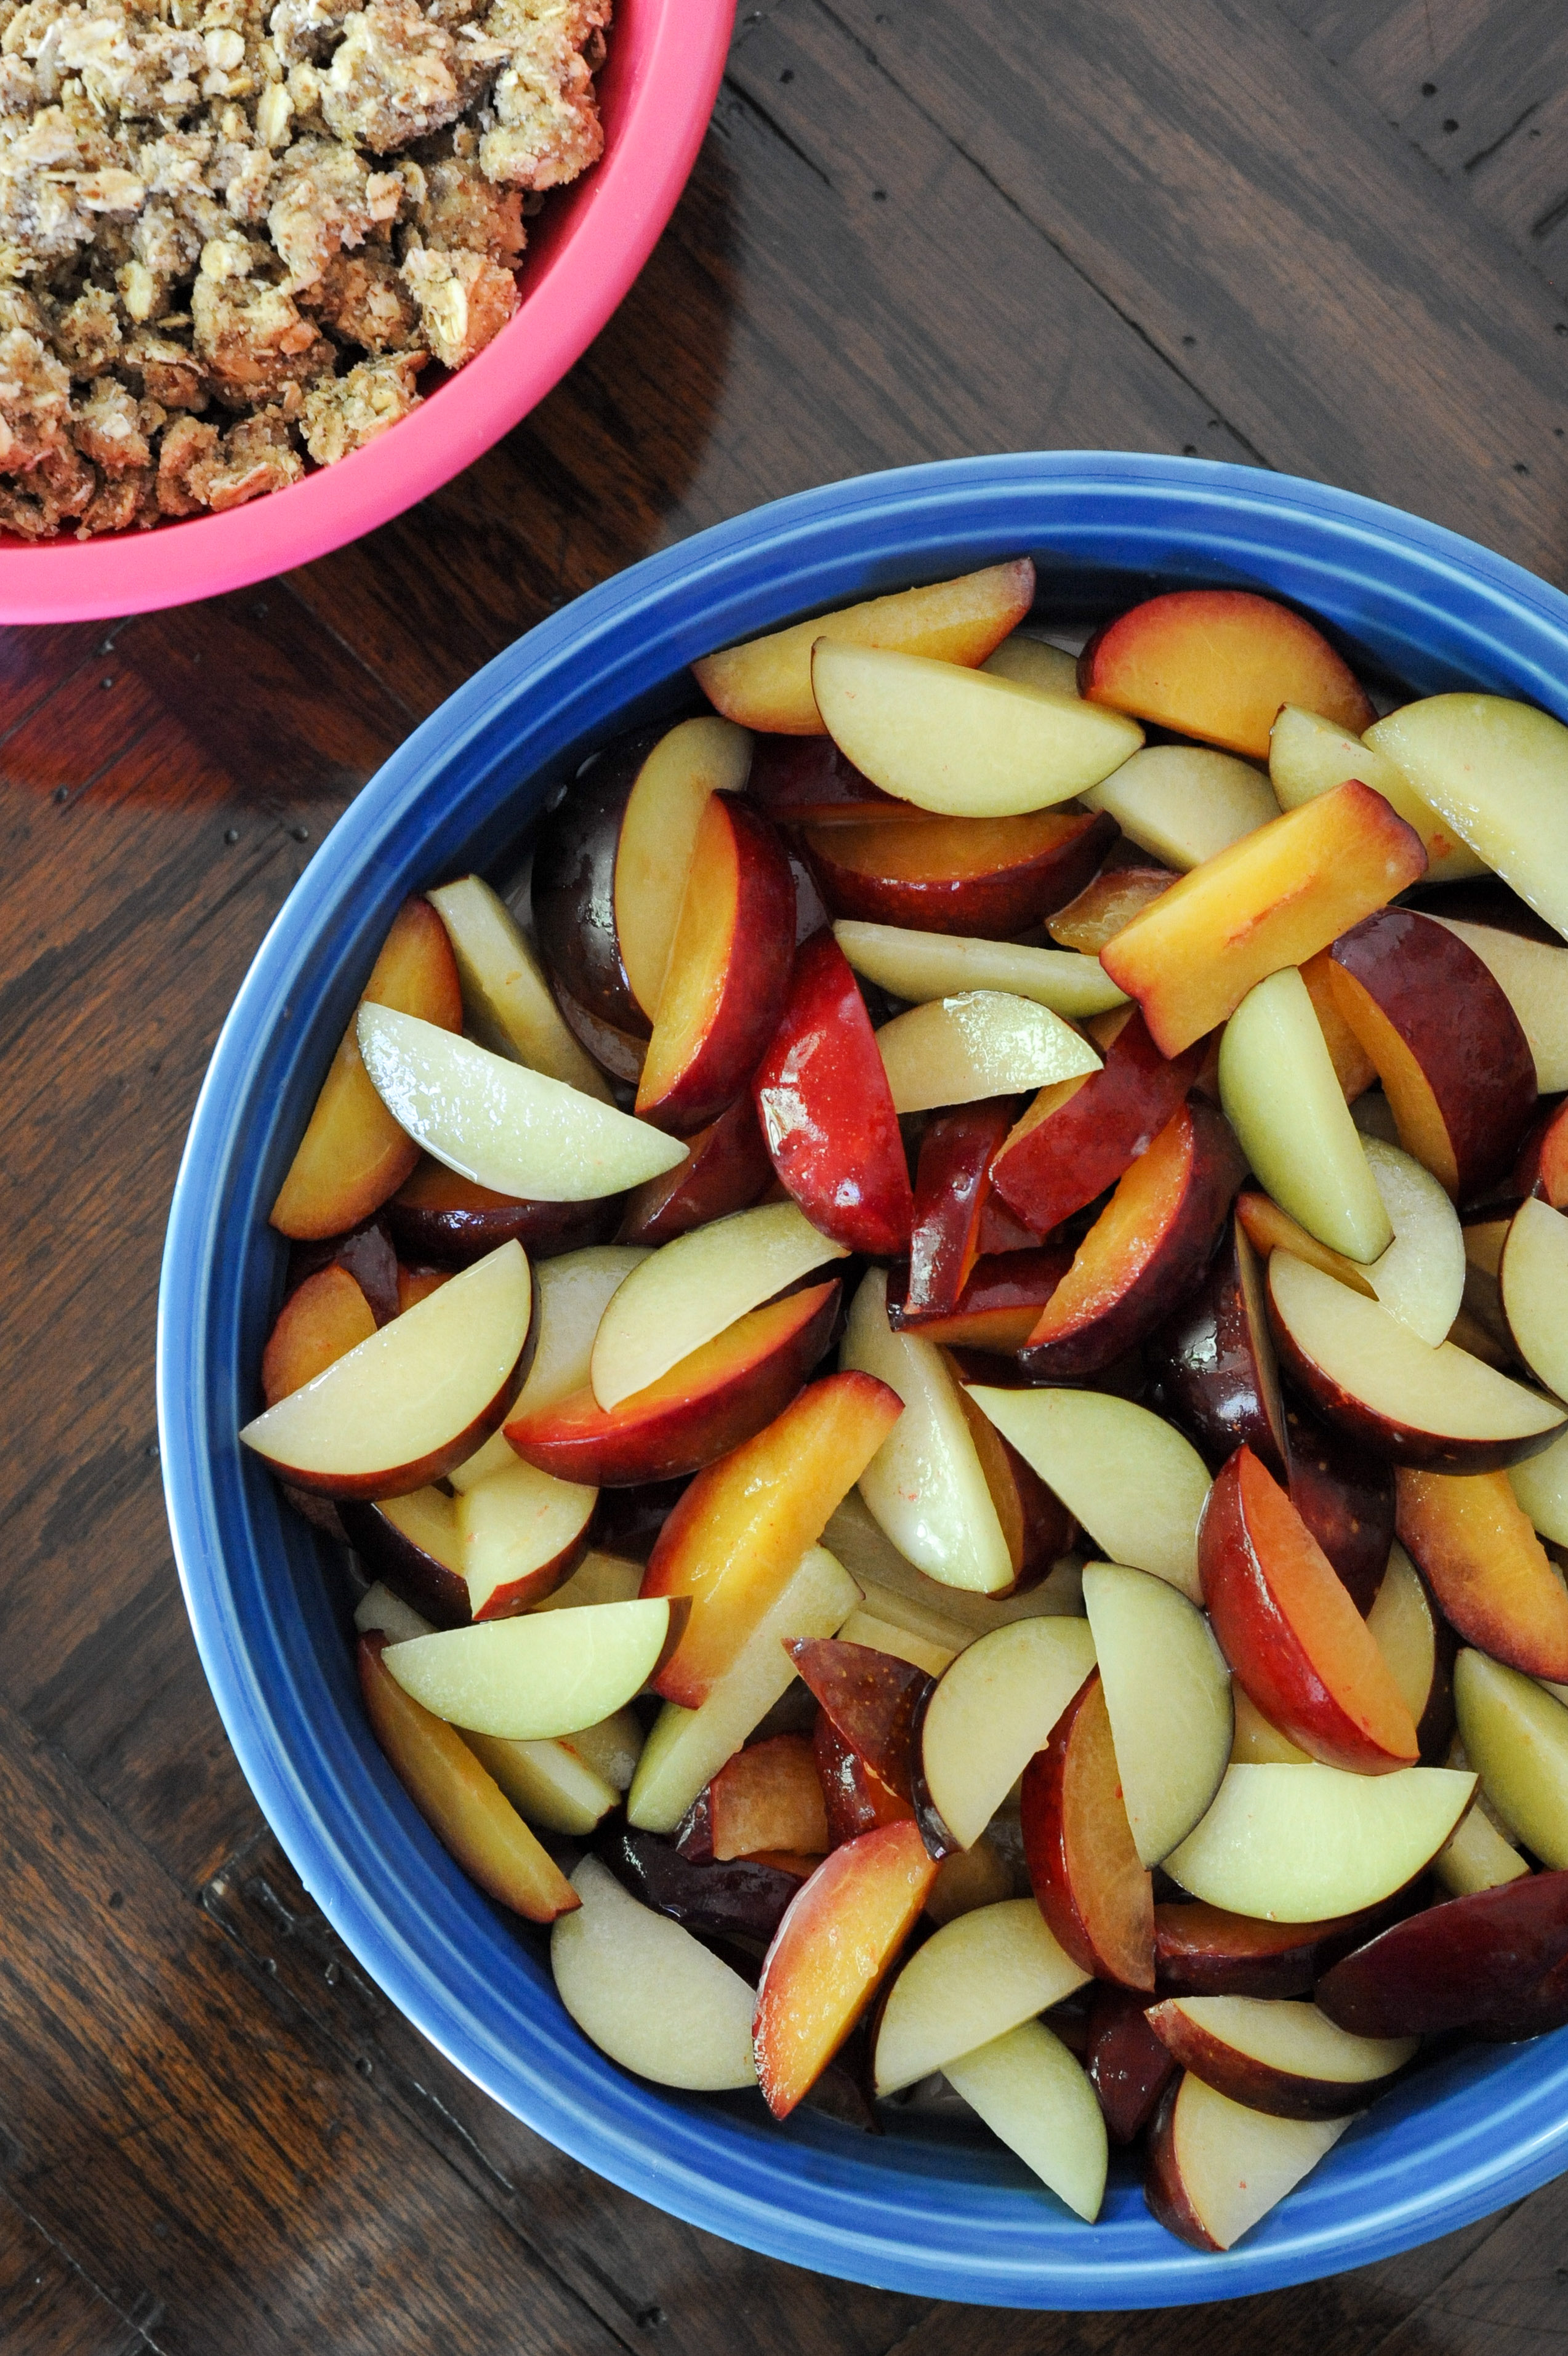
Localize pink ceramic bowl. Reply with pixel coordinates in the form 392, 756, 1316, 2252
0, 0, 733, 624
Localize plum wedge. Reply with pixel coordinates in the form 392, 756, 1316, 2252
1146, 2072, 1352, 2251
1162, 1762, 1474, 1921
944, 2022, 1109, 2222
753, 1820, 938, 2117
1146, 1996, 1414, 2119
642, 1371, 902, 1707
752, 928, 914, 1258
384, 1160, 613, 1266
811, 640, 1144, 817
381, 1597, 680, 1739
1266, 1250, 1566, 1474
428, 872, 611, 1099
1316, 1872, 1568, 2038
1199, 1446, 1418, 1774
1079, 589, 1375, 759
970, 1386, 1212, 1600
988, 1003, 1203, 1238
359, 1633, 579, 1923
842, 1268, 1016, 1596
532, 718, 752, 1037
873, 1898, 1088, 2094
1218, 967, 1391, 1264
874, 991, 1099, 1115
1453, 1650, 1568, 1869
635, 792, 797, 1136
589, 1200, 845, 1411
507, 1281, 841, 1489
917, 1615, 1098, 1852
692, 558, 1035, 734
1100, 782, 1428, 1058
552, 1857, 758, 2089
1363, 693, 1568, 940
271, 897, 464, 1240
1148, 1216, 1290, 1479
904, 1100, 1015, 1320
616, 1095, 773, 1247
1499, 1196, 1568, 1402
1269, 702, 1482, 882
1082, 1562, 1233, 1868
357, 1008, 687, 1200
1023, 1670, 1156, 1990
1153, 1899, 1406, 2000
1395, 1465, 1568, 1683
1082, 745, 1281, 870
1328, 910, 1537, 1202
240, 1240, 534, 1498
834, 919, 1128, 1021
1018, 1097, 1245, 1379
806, 807, 1115, 936
261, 1263, 377, 1406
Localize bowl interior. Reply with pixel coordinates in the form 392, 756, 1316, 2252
159, 452, 1568, 2307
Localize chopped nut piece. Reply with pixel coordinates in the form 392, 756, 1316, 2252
191, 260, 333, 406
0, 320, 71, 470
224, 142, 275, 222
414, 151, 522, 263
298, 244, 414, 346
201, 401, 302, 504
77, 457, 154, 533
71, 369, 153, 467
255, 77, 292, 145
299, 342, 417, 457
156, 407, 217, 510
478, 0, 607, 188
123, 324, 209, 408
267, 133, 399, 283
320, 0, 462, 152
400, 236, 514, 366
52, 279, 123, 374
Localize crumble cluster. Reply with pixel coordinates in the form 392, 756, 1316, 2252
0, 0, 608, 537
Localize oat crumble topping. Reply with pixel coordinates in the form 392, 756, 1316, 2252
0, 0, 607, 536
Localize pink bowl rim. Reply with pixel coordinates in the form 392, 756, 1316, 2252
0, 0, 734, 624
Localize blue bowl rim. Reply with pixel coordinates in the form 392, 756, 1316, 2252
158, 450, 1568, 2309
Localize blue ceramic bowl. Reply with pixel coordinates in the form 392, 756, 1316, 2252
159, 453, 1568, 2308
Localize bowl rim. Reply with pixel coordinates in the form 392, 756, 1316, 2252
0, 0, 734, 624
159, 450, 1568, 2308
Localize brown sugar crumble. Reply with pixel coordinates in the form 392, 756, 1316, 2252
0, 0, 609, 537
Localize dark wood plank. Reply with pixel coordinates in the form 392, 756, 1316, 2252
0, 2200, 154, 2356
880, 2205, 1515, 2356
280, 7, 1256, 723
0, 1695, 640, 2356
203, 1833, 926, 2356
0, 601, 406, 1894
1368, 2177, 1568, 2356
819, 0, 1568, 577
1287, 0, 1568, 304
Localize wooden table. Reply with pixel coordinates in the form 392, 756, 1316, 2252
6, 0, 1568, 2346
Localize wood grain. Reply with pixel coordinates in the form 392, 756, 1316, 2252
0, 2201, 154, 2356
1289, 0, 1568, 301
0, 1699, 633, 2356
821, 0, 1568, 577
6, 0, 1568, 2345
